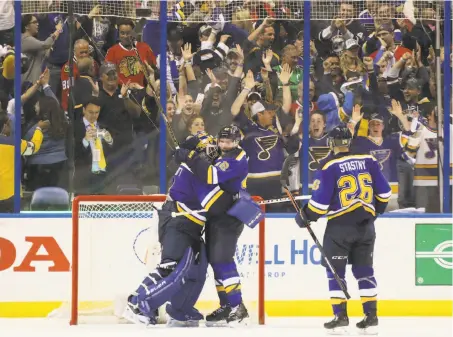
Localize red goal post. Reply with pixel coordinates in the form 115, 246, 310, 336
71, 194, 266, 325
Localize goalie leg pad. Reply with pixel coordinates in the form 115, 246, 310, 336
211, 262, 242, 307
133, 246, 195, 318
227, 193, 263, 229
326, 268, 348, 315
167, 241, 208, 320
352, 266, 378, 314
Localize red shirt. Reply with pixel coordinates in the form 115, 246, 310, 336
60, 58, 99, 111
290, 101, 317, 115
370, 45, 412, 62
105, 42, 156, 86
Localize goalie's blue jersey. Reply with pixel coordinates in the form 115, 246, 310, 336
168, 163, 225, 226
305, 153, 392, 223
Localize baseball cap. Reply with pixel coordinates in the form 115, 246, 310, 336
370, 113, 384, 123
227, 48, 240, 58
251, 101, 277, 116
247, 91, 262, 101
198, 25, 212, 37
99, 62, 117, 76
345, 39, 359, 50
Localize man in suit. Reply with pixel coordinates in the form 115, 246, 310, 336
74, 96, 113, 194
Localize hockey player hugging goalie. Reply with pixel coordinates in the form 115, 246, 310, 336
123, 129, 263, 327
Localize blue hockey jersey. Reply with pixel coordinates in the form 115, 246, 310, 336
234, 111, 285, 179
305, 154, 392, 222
351, 133, 408, 182
307, 133, 331, 186
168, 163, 226, 226
187, 147, 248, 195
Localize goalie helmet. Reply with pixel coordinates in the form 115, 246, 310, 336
328, 125, 352, 150
194, 131, 219, 160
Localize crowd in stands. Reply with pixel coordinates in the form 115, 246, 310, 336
0, 0, 451, 213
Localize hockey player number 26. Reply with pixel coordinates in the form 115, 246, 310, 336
337, 173, 373, 207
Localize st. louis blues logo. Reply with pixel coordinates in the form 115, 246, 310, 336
308, 147, 330, 171
370, 149, 391, 171
424, 138, 438, 159
255, 135, 278, 160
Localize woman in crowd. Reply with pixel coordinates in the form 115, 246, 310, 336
21, 14, 62, 86
24, 96, 68, 190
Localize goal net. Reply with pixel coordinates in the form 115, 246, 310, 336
21, 0, 441, 23
53, 195, 265, 325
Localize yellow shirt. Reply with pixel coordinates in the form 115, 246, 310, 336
0, 128, 43, 200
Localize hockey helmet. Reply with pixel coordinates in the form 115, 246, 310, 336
218, 125, 241, 143
194, 131, 219, 160
328, 125, 352, 150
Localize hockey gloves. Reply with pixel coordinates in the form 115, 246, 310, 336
174, 148, 193, 165
180, 136, 200, 151
295, 211, 310, 228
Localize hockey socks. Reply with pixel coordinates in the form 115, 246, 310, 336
352, 266, 378, 314
214, 279, 229, 306
327, 269, 348, 315
211, 262, 242, 307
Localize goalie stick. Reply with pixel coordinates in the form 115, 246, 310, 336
280, 154, 351, 300
170, 194, 312, 217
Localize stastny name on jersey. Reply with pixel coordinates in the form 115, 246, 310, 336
339, 160, 366, 173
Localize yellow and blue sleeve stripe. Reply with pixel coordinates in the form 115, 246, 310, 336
307, 199, 329, 215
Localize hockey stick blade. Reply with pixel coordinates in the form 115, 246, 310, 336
280, 155, 351, 300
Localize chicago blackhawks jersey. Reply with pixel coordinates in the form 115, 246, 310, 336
105, 42, 156, 86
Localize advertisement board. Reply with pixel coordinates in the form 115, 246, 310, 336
0, 216, 451, 317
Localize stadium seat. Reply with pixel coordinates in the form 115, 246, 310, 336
116, 184, 143, 195
30, 187, 70, 211
143, 185, 159, 195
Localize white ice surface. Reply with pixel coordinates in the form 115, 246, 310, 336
0, 317, 451, 337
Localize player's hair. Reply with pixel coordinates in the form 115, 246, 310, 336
117, 18, 135, 29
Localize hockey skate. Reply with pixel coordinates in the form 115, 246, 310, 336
122, 295, 157, 326
226, 302, 250, 327
356, 312, 378, 335
205, 304, 232, 327
324, 312, 349, 335
165, 303, 204, 327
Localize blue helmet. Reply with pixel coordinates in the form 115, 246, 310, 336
328, 125, 352, 150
